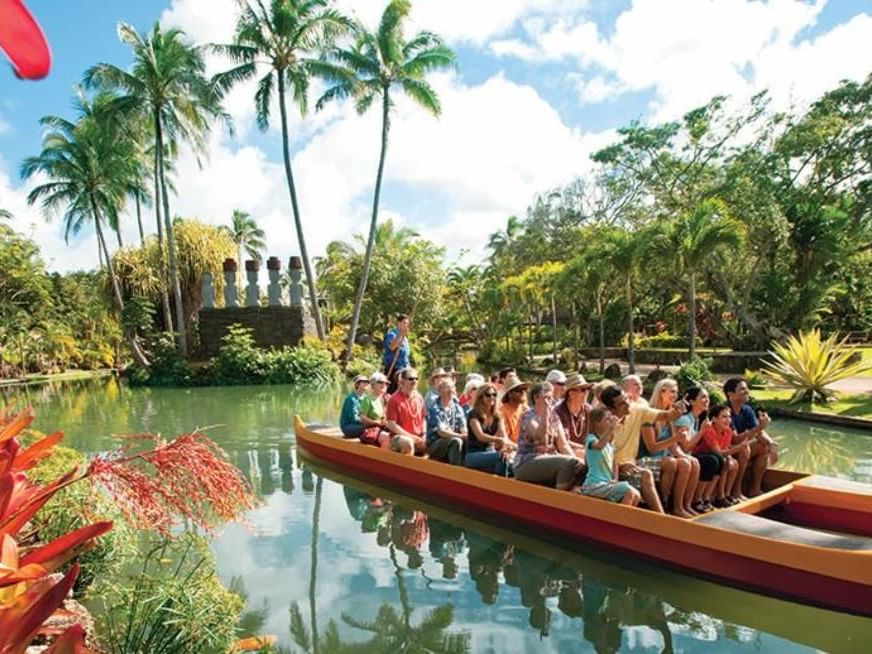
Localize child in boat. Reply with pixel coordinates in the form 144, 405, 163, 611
695, 404, 744, 507
580, 407, 641, 506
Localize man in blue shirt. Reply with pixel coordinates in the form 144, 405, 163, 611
723, 377, 775, 497
340, 375, 370, 438
383, 314, 411, 393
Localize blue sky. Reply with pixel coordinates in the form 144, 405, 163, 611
1, 0, 870, 273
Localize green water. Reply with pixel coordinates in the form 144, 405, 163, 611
5, 377, 872, 653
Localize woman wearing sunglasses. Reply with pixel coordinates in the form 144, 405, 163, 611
466, 383, 514, 476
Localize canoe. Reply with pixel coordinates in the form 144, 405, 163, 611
294, 416, 872, 617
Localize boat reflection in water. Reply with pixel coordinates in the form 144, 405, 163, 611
323, 461, 872, 654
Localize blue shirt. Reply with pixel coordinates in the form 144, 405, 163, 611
382, 328, 410, 371
584, 433, 615, 487
340, 392, 363, 433
426, 398, 466, 446
730, 403, 758, 435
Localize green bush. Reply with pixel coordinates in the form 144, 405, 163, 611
743, 368, 768, 389
675, 357, 713, 393
128, 333, 193, 387
477, 340, 527, 365
629, 330, 701, 349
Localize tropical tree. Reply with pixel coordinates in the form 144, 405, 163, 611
652, 198, 743, 359
86, 22, 228, 356
226, 209, 266, 290
314, 0, 455, 362
0, 207, 11, 221
213, 1, 353, 342
601, 227, 647, 373
21, 91, 150, 367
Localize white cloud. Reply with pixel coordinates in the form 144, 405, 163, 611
0, 113, 9, 135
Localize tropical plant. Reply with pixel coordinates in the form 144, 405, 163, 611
226, 209, 266, 290
214, 1, 353, 342
314, 0, 455, 362
21, 90, 150, 367
86, 22, 228, 356
762, 329, 872, 403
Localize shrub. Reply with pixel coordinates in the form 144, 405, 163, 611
630, 330, 702, 349
675, 357, 713, 393
743, 368, 768, 389
128, 333, 193, 387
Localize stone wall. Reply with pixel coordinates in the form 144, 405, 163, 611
197, 306, 315, 359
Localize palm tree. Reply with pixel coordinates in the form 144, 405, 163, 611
314, 0, 455, 362
226, 209, 266, 289
0, 208, 11, 221
86, 22, 227, 356
601, 227, 646, 373
654, 198, 744, 359
213, 1, 352, 342
487, 215, 524, 266
21, 91, 150, 367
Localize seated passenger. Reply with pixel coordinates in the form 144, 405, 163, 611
513, 382, 584, 490
424, 367, 450, 411
553, 373, 593, 459
545, 369, 567, 401
385, 367, 427, 456
695, 403, 745, 507
640, 379, 699, 518
724, 377, 774, 497
340, 375, 369, 438
500, 373, 529, 443
426, 378, 467, 465
359, 371, 391, 449
462, 378, 483, 417
466, 382, 513, 476
580, 407, 640, 506
673, 387, 724, 512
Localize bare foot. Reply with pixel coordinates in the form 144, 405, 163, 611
674, 509, 694, 519
747, 488, 763, 498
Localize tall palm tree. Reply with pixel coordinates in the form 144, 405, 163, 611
654, 198, 744, 359
21, 91, 150, 367
0, 208, 11, 221
314, 0, 455, 362
227, 209, 266, 289
86, 22, 227, 356
601, 227, 646, 373
213, 1, 353, 341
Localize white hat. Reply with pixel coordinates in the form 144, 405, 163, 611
546, 369, 567, 384
370, 372, 388, 384
465, 372, 485, 384
464, 378, 484, 396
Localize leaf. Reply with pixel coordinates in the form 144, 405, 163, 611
13, 431, 65, 472
0, 468, 80, 539
0, 408, 35, 445
20, 521, 112, 572
233, 634, 277, 651
42, 624, 99, 654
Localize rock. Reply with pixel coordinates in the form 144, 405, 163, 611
604, 363, 622, 379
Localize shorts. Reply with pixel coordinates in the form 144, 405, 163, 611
359, 426, 386, 447
580, 481, 633, 502
621, 457, 663, 488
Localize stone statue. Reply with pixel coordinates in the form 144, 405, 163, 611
201, 271, 215, 309
245, 260, 260, 307
223, 259, 238, 308
267, 256, 283, 306
288, 256, 304, 307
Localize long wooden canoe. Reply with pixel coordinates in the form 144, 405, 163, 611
294, 417, 872, 617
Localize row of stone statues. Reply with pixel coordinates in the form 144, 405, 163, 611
201, 256, 307, 309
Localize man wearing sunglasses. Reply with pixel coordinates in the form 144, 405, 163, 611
385, 367, 427, 456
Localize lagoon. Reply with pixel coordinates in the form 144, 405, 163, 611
5, 377, 872, 652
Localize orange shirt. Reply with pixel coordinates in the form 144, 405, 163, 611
696, 423, 734, 454
501, 403, 525, 443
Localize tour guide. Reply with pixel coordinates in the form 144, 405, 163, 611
383, 313, 411, 393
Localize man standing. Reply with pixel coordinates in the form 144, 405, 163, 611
383, 314, 411, 393
385, 367, 427, 456
724, 377, 774, 497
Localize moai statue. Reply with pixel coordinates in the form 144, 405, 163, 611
245, 259, 260, 307
267, 256, 283, 306
201, 271, 215, 309
223, 258, 238, 308
288, 256, 304, 307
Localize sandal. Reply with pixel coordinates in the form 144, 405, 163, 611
713, 498, 731, 509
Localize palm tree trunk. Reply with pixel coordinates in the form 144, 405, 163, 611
90, 196, 150, 368
551, 294, 558, 362
689, 272, 697, 360
115, 222, 123, 249
96, 236, 105, 270
135, 193, 145, 246
626, 277, 635, 374
155, 111, 187, 356
343, 86, 391, 362
309, 475, 322, 654
237, 244, 244, 302
153, 147, 173, 333
597, 292, 605, 374
277, 72, 325, 341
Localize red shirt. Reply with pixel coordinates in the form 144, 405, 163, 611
696, 423, 734, 454
386, 390, 426, 436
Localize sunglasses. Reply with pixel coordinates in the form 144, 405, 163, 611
483, 392, 498, 398
552, 381, 566, 386
405, 376, 418, 382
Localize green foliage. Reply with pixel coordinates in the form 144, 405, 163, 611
91, 533, 244, 654
128, 333, 193, 387
762, 329, 872, 403
629, 330, 700, 349
743, 368, 768, 389
675, 357, 713, 393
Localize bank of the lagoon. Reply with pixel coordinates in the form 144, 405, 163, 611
4, 377, 872, 652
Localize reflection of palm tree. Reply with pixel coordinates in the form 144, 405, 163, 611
774, 428, 858, 477
340, 544, 470, 653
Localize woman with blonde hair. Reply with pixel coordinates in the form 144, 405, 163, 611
639, 378, 699, 518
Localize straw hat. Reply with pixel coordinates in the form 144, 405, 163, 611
564, 372, 593, 391
501, 372, 530, 395
370, 371, 388, 384
429, 367, 448, 380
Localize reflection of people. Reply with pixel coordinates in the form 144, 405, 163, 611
383, 314, 411, 393
428, 517, 465, 580
467, 532, 510, 605
582, 577, 622, 654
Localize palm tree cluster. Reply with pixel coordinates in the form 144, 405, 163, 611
20, 0, 454, 368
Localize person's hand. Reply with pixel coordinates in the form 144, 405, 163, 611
625, 464, 640, 475
573, 459, 586, 474
670, 399, 688, 418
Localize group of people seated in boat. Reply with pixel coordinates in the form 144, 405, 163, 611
339, 315, 777, 518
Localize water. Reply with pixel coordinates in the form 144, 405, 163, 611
5, 377, 872, 652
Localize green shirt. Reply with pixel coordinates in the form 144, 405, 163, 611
360, 393, 385, 420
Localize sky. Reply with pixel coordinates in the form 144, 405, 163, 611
1, 0, 871, 274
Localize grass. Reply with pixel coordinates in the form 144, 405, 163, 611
752, 387, 872, 420
0, 369, 114, 386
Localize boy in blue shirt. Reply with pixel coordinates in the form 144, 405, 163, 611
580, 407, 640, 505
